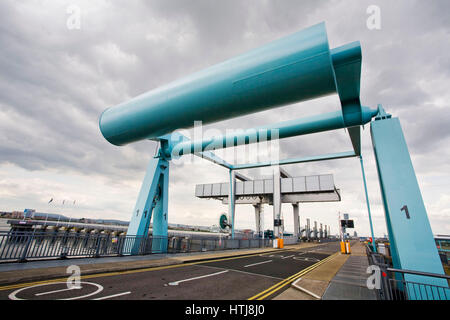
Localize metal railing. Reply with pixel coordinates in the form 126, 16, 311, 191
366, 244, 450, 300
385, 268, 450, 300
0, 231, 273, 263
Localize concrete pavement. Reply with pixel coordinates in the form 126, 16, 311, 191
322, 241, 377, 300
273, 241, 377, 300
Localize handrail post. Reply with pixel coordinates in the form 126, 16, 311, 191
118, 235, 124, 256
19, 232, 33, 263
94, 234, 101, 258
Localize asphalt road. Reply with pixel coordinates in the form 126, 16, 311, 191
0, 241, 342, 300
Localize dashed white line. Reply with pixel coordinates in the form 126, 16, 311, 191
282, 255, 295, 259
244, 260, 273, 268
168, 270, 229, 286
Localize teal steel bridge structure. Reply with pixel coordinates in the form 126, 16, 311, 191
99, 22, 448, 299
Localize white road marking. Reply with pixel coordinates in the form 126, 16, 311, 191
197, 264, 284, 281
92, 291, 131, 300
168, 270, 229, 286
9, 281, 103, 300
292, 278, 321, 300
35, 286, 81, 296
293, 256, 320, 262
282, 255, 295, 259
244, 260, 273, 268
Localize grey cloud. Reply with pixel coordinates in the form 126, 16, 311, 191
0, 1, 448, 236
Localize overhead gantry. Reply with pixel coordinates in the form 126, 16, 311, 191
99, 22, 448, 294
195, 172, 339, 239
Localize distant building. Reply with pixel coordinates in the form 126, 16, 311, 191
23, 209, 36, 219
11, 211, 23, 219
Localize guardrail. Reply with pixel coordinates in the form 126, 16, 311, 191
0, 231, 273, 263
386, 268, 450, 300
365, 245, 450, 300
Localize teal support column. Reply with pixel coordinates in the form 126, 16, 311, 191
359, 155, 377, 253
126, 150, 169, 254
371, 112, 448, 298
151, 160, 169, 253
228, 169, 235, 239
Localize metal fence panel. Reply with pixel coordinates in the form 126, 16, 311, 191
365, 244, 450, 300
0, 231, 279, 263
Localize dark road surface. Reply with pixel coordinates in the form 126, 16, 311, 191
0, 242, 341, 300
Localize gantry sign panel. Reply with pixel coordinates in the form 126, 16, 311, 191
196, 174, 335, 198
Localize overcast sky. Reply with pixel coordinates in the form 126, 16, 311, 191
0, 0, 449, 237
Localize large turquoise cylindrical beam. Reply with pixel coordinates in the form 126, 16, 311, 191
171, 107, 378, 156
99, 22, 339, 146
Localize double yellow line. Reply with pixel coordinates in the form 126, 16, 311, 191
248, 252, 338, 300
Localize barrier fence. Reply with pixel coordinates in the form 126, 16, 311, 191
366, 245, 450, 300
0, 231, 273, 262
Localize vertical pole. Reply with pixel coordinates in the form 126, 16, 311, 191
314, 221, 318, 239
254, 203, 261, 238
360, 155, 377, 253
273, 167, 281, 238
306, 218, 310, 241
261, 205, 264, 240
228, 169, 235, 239
292, 203, 299, 239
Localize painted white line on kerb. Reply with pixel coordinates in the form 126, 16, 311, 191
168, 270, 229, 286
292, 278, 321, 300
282, 255, 294, 259
92, 291, 131, 300
244, 260, 273, 268
35, 286, 81, 296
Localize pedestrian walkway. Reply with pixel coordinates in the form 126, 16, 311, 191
273, 241, 378, 300
273, 247, 349, 300
322, 242, 377, 300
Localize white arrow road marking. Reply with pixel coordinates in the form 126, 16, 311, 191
168, 270, 229, 286
244, 260, 273, 268
92, 291, 131, 300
